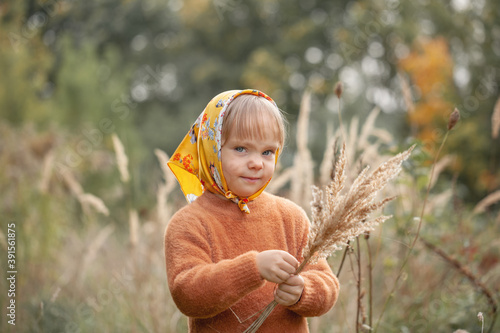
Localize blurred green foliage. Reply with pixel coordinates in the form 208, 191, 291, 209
1, 0, 499, 200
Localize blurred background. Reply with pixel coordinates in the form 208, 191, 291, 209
1, 0, 499, 332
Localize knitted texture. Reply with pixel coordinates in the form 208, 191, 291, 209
165, 191, 339, 332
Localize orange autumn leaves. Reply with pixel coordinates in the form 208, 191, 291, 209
399, 37, 455, 143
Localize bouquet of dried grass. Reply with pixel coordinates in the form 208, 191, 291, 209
243, 143, 415, 333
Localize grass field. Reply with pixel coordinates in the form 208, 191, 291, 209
1, 96, 499, 333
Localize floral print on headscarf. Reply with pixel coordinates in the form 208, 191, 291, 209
168, 89, 280, 213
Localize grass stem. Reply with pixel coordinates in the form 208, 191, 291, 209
422, 239, 497, 333
356, 236, 361, 333
374, 131, 450, 332
365, 234, 373, 329
336, 241, 350, 277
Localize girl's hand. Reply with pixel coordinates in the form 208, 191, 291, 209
256, 250, 299, 284
274, 274, 304, 306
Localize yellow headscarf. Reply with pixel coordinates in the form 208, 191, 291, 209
168, 89, 280, 213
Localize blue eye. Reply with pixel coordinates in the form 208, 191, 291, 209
235, 147, 245, 152
263, 150, 274, 156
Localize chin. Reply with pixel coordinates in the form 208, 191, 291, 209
236, 192, 254, 197
233, 188, 259, 198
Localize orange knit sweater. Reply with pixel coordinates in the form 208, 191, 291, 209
164, 191, 339, 332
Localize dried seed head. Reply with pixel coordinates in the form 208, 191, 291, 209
478, 312, 484, 322
79, 193, 110, 216
112, 133, 130, 183
493, 96, 500, 139
447, 108, 460, 131
334, 81, 343, 98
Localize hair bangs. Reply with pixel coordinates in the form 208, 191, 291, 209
222, 94, 286, 149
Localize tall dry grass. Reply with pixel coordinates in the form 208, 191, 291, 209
263, 89, 498, 332
289, 89, 315, 208
243, 141, 414, 333
1, 86, 499, 333
154, 148, 178, 224
0, 124, 183, 333
492, 96, 500, 140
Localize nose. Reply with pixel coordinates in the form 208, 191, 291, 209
248, 154, 263, 170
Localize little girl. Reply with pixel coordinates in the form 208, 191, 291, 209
165, 89, 339, 332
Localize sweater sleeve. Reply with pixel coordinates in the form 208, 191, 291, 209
164, 210, 265, 318
285, 203, 340, 317
288, 258, 339, 316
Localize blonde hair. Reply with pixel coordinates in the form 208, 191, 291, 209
221, 94, 286, 151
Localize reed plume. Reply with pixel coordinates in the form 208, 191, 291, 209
334, 81, 346, 142
154, 149, 177, 193
319, 136, 337, 186
397, 71, 415, 114
79, 193, 110, 216
358, 107, 381, 151
129, 209, 139, 248
112, 133, 130, 183
0, 228, 7, 251
473, 190, 500, 214
303, 143, 415, 265
243, 143, 414, 333
429, 155, 455, 189
290, 89, 314, 208
61, 168, 84, 196
492, 96, 500, 139
154, 149, 178, 223
39, 150, 55, 193
60, 169, 110, 216
448, 108, 460, 131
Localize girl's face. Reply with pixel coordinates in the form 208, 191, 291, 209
221, 132, 279, 198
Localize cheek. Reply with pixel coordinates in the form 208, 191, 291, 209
220, 150, 231, 173
221, 158, 238, 178
265, 161, 276, 176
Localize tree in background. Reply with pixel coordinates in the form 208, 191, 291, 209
399, 37, 454, 143
1, 0, 498, 199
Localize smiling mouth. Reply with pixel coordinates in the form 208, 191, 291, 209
242, 177, 260, 182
